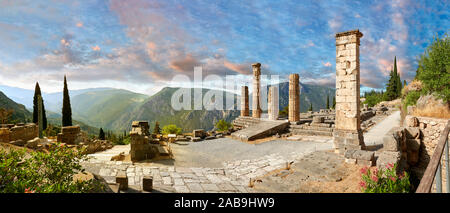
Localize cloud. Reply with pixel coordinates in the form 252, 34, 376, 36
91, 45, 100, 51
76, 22, 83, 28
323, 62, 332, 67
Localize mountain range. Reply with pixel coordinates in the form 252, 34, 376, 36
0, 82, 335, 133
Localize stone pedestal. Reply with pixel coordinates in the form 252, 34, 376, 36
288, 74, 300, 122
333, 29, 365, 154
252, 63, 262, 118
268, 86, 279, 120
241, 86, 249, 117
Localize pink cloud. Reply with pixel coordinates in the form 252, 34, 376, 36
91, 45, 100, 51
323, 62, 332, 67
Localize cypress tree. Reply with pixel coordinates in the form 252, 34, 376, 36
62, 75, 72, 126
403, 80, 407, 87
393, 56, 402, 97
308, 103, 313, 111
99, 128, 105, 140
326, 94, 330, 109
33, 82, 47, 130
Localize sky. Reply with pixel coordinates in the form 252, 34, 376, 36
0, 0, 448, 95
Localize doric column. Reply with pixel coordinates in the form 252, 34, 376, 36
333, 29, 365, 154
288, 74, 300, 122
241, 86, 249, 116
268, 86, 279, 120
252, 63, 261, 118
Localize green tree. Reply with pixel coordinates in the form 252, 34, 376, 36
162, 124, 182, 135
308, 103, 313, 111
279, 105, 289, 117
33, 82, 47, 130
332, 96, 336, 109
215, 119, 232, 132
326, 94, 330, 109
62, 75, 72, 127
153, 121, 161, 134
403, 80, 407, 87
416, 34, 450, 103
99, 128, 105, 140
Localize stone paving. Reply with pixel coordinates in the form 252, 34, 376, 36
81, 137, 333, 193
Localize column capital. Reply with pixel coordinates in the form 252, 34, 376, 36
335, 29, 363, 38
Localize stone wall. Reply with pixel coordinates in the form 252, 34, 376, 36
405, 115, 450, 168
0, 123, 38, 144
57, 125, 81, 144
130, 121, 158, 162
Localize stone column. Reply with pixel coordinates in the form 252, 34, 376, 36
252, 63, 261, 118
333, 29, 365, 154
288, 74, 300, 122
241, 86, 249, 117
268, 86, 279, 120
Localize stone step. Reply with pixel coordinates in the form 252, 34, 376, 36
289, 125, 333, 132
290, 129, 333, 137
231, 120, 289, 142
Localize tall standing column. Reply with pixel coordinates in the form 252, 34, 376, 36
252, 63, 261, 118
288, 74, 300, 122
333, 29, 365, 154
268, 86, 279, 120
241, 86, 249, 116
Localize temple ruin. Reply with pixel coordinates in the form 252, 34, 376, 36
252, 63, 262, 118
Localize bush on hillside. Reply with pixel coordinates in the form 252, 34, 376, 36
0, 144, 104, 193
162, 124, 182, 135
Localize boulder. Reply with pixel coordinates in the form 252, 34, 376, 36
377, 151, 401, 170
25, 137, 40, 149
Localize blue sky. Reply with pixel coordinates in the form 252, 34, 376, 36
0, 0, 448, 95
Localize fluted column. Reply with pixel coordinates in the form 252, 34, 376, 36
268, 86, 279, 120
288, 74, 300, 122
241, 86, 249, 116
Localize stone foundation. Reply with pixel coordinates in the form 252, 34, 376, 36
333, 129, 365, 154
57, 125, 81, 144
0, 123, 38, 144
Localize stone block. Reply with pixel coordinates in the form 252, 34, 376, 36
405, 127, 421, 139
142, 176, 153, 192
352, 150, 375, 161
382, 134, 400, 152
406, 139, 421, 151
406, 116, 419, 127
377, 151, 400, 169
312, 116, 325, 123
25, 137, 40, 149
116, 175, 128, 190
357, 159, 373, 166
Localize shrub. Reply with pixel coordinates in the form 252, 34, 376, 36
215, 119, 232, 132
0, 144, 104, 193
359, 163, 411, 193
403, 90, 421, 108
162, 124, 182, 135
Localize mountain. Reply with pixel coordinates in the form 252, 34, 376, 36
0, 91, 32, 123
0, 85, 115, 111
109, 87, 240, 132
278, 82, 335, 112
46, 111, 99, 136
69, 89, 148, 129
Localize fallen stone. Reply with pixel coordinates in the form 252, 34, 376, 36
142, 176, 153, 192
377, 151, 400, 170
116, 175, 128, 190
191, 137, 202, 142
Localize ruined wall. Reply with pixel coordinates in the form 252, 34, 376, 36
57, 125, 81, 144
0, 123, 38, 143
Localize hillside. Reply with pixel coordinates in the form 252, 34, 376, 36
278, 82, 336, 112
70, 89, 148, 128
110, 87, 240, 132
46, 111, 100, 136
0, 91, 32, 123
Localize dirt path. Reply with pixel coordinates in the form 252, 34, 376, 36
363, 110, 401, 146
